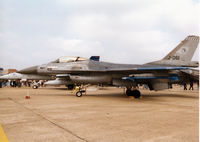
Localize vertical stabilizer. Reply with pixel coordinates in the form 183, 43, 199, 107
163, 35, 199, 61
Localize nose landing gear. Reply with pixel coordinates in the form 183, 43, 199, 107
74, 85, 86, 97
76, 90, 86, 97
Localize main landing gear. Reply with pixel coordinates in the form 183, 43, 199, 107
126, 89, 141, 99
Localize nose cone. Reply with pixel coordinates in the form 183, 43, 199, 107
18, 66, 38, 74
0, 75, 7, 79
0, 74, 12, 80
0, 73, 22, 80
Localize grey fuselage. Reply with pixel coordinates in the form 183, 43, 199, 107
18, 60, 183, 87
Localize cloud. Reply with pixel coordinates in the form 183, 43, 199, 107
0, 0, 199, 69
47, 37, 104, 54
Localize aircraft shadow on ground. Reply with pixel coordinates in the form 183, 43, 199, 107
84, 93, 198, 99
141, 94, 198, 99
41, 87, 69, 90
37, 88, 199, 99
47, 93, 198, 99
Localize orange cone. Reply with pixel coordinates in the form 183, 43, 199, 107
26, 90, 30, 99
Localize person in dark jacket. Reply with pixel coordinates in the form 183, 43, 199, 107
189, 80, 194, 90
0, 80, 2, 88
183, 83, 187, 90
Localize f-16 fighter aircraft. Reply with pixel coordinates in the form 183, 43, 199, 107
18, 35, 199, 98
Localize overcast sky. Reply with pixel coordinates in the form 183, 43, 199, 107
0, 0, 199, 70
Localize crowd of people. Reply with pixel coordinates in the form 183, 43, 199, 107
183, 80, 199, 90
0, 80, 46, 88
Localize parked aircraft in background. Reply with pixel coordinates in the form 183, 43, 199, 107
0, 72, 52, 80
18, 35, 199, 98
0, 72, 53, 88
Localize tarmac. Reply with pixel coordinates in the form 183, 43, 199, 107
0, 86, 199, 142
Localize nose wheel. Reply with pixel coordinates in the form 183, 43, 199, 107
75, 85, 86, 97
67, 84, 75, 90
126, 89, 141, 98
76, 90, 86, 97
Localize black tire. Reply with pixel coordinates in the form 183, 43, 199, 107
67, 84, 74, 90
126, 89, 132, 96
132, 90, 141, 98
76, 91, 82, 97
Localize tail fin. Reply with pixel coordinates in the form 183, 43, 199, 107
90, 56, 100, 61
146, 35, 199, 67
163, 35, 199, 61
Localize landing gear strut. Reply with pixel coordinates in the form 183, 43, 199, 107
126, 89, 141, 98
67, 84, 75, 90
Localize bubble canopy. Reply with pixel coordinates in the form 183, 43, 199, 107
51, 56, 88, 63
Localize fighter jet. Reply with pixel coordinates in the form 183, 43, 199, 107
18, 35, 199, 98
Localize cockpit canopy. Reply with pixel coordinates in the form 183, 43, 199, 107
51, 56, 88, 63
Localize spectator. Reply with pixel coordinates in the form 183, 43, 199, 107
0, 80, 2, 88
183, 83, 187, 90
189, 80, 194, 90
